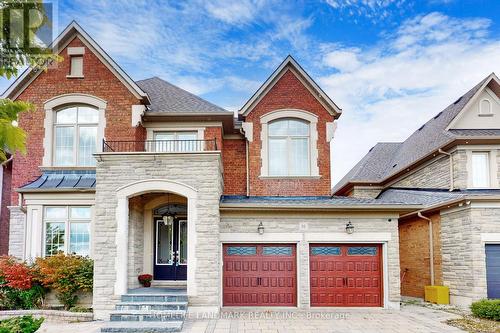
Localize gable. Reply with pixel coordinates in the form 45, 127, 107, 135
450, 87, 500, 129
239, 56, 341, 118
2, 21, 148, 103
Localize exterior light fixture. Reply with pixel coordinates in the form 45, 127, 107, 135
163, 215, 174, 226
345, 221, 354, 234
257, 222, 265, 235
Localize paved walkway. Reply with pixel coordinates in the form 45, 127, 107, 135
37, 305, 464, 333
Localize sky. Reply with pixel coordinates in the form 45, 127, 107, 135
1, 0, 500, 184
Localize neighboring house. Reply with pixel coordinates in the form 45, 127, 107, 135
334, 73, 500, 306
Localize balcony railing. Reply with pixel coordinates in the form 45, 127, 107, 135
102, 139, 218, 153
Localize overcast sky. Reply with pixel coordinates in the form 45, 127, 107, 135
1, 0, 499, 185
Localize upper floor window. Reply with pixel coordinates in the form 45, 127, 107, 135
69, 56, 83, 77
44, 206, 91, 257
268, 118, 310, 176
471, 152, 490, 188
153, 131, 199, 152
54, 105, 98, 166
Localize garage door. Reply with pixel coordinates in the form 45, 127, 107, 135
223, 244, 296, 306
310, 244, 382, 307
486, 244, 500, 298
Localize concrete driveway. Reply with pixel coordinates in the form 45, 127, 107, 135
37, 304, 465, 333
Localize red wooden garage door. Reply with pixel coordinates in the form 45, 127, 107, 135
310, 244, 382, 307
223, 244, 296, 306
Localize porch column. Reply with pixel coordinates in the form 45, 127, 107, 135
187, 194, 198, 296
115, 196, 129, 295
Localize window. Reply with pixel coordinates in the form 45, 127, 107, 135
54, 106, 98, 166
153, 131, 198, 152
472, 152, 490, 188
44, 206, 91, 257
70, 56, 83, 77
268, 118, 310, 176
479, 99, 492, 115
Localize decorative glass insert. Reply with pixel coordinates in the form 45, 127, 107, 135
347, 246, 377, 256
179, 220, 188, 264
157, 220, 173, 265
311, 247, 341, 256
262, 246, 292, 256
226, 246, 256, 256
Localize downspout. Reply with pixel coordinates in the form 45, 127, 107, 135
418, 212, 435, 286
438, 149, 454, 191
240, 128, 250, 197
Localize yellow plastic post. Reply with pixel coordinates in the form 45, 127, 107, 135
424, 286, 450, 305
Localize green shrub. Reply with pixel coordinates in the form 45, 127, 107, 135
35, 254, 93, 310
69, 306, 92, 313
0, 315, 44, 333
470, 299, 500, 321
0, 286, 45, 310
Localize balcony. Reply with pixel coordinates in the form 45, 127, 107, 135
102, 139, 218, 153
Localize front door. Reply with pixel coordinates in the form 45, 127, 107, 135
154, 218, 187, 280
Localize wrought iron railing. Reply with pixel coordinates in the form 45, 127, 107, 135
102, 139, 218, 153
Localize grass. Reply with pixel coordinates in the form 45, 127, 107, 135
446, 316, 500, 333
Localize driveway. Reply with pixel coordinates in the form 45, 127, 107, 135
37, 304, 465, 333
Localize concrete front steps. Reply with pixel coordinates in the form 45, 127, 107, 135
101, 289, 188, 333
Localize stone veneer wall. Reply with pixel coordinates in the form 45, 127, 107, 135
93, 153, 223, 320
128, 197, 144, 290
390, 150, 468, 190
440, 206, 499, 306
220, 212, 401, 308
8, 206, 25, 259
348, 187, 383, 199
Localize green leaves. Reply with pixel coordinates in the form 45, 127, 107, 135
0, 99, 34, 163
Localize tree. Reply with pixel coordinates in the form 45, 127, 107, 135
0, 0, 60, 162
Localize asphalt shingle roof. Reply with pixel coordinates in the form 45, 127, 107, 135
220, 195, 418, 207
333, 75, 496, 193
377, 188, 500, 206
136, 77, 232, 114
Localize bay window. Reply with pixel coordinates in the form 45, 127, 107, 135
44, 206, 91, 257
54, 105, 98, 166
268, 118, 310, 176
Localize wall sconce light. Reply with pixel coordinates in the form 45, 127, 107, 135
257, 222, 265, 235
345, 221, 354, 234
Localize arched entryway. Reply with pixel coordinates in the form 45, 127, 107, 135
114, 179, 198, 296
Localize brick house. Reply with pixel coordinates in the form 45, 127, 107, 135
334, 73, 500, 306
1, 20, 498, 330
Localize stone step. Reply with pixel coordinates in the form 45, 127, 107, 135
101, 321, 183, 333
121, 294, 188, 303
110, 310, 186, 322
116, 301, 188, 311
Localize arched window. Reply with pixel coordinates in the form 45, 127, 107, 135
54, 105, 98, 166
268, 118, 310, 176
479, 99, 492, 115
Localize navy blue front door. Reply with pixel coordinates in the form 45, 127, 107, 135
486, 244, 500, 298
153, 218, 187, 280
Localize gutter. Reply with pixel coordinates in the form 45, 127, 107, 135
220, 203, 422, 211
438, 149, 454, 191
418, 212, 435, 286
239, 127, 250, 197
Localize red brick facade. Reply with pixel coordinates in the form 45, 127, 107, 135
11, 36, 144, 203
399, 214, 443, 298
244, 69, 334, 196
222, 139, 247, 195
0, 163, 12, 255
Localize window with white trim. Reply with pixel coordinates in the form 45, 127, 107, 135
54, 105, 98, 166
44, 206, 91, 257
153, 131, 198, 152
268, 118, 310, 176
69, 56, 83, 77
479, 99, 492, 115
471, 152, 490, 188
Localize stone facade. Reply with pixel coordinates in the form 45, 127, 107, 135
7, 206, 25, 259
220, 211, 402, 309
128, 197, 144, 290
92, 152, 223, 319
392, 156, 451, 189
348, 186, 383, 199
440, 205, 499, 306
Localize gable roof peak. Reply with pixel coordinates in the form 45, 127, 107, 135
238, 55, 342, 118
2, 20, 149, 103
